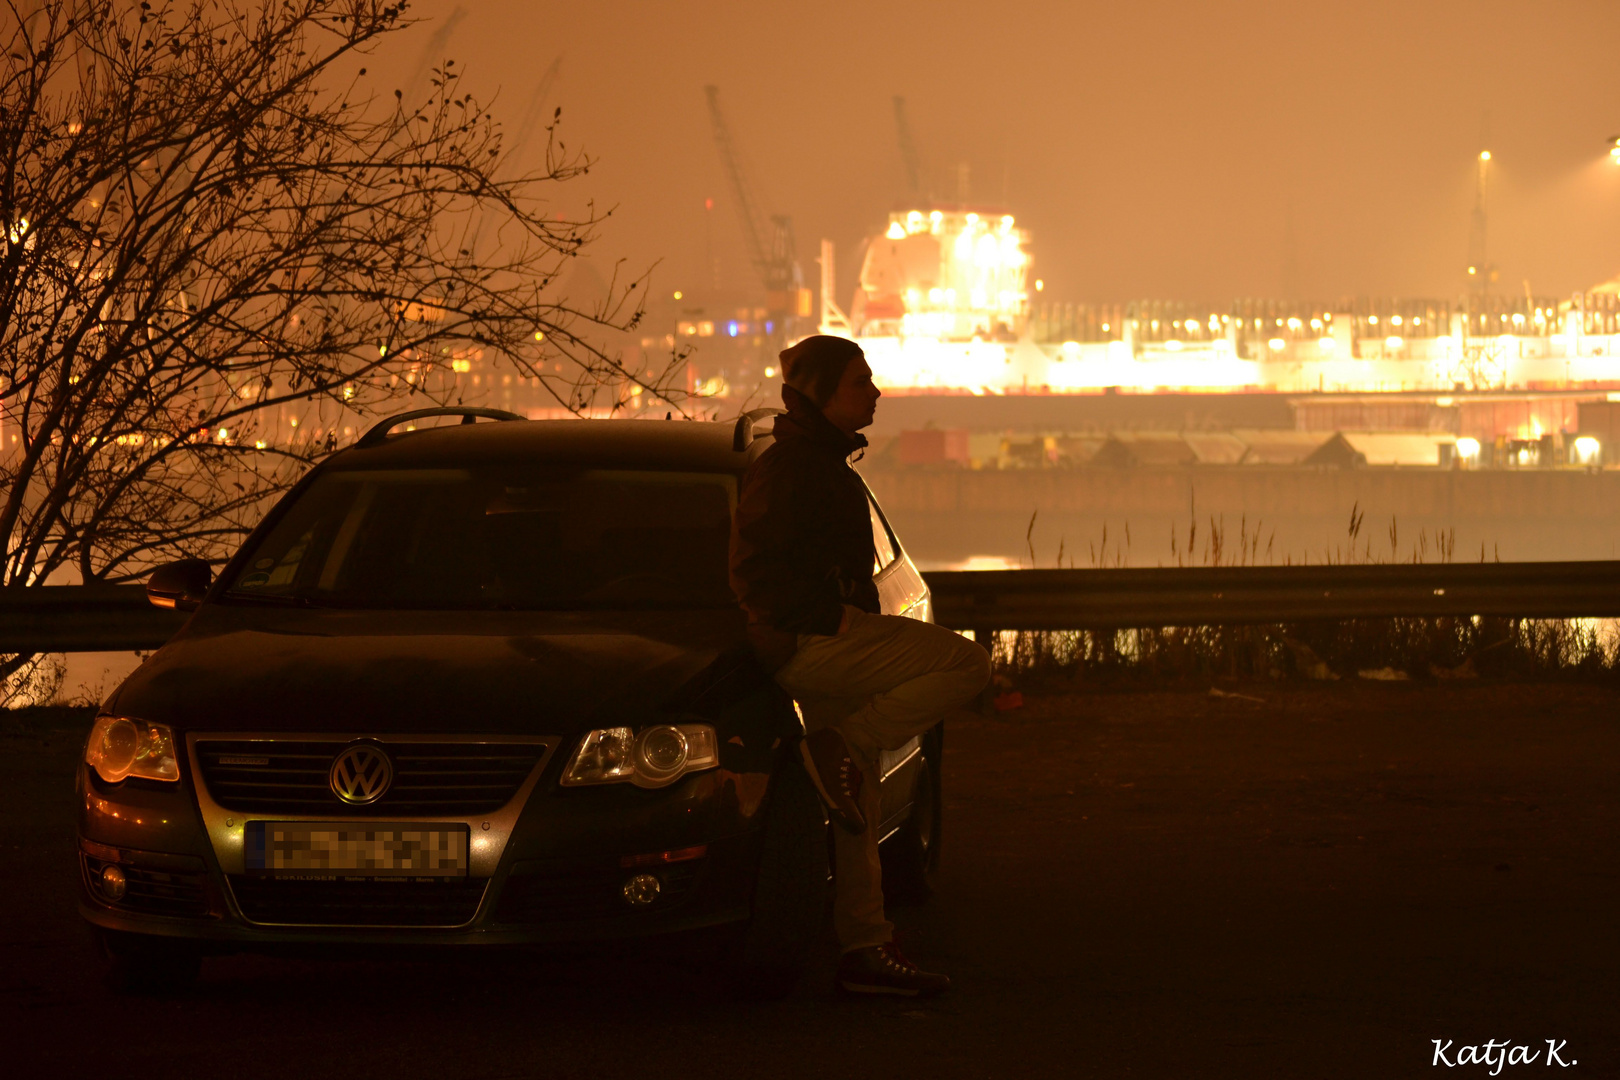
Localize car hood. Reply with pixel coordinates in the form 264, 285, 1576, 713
109, 603, 751, 736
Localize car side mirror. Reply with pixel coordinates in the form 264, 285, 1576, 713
147, 560, 212, 612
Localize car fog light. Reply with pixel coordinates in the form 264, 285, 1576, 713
99, 864, 127, 901
622, 873, 661, 906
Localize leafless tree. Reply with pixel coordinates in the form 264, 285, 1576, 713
0, 0, 686, 688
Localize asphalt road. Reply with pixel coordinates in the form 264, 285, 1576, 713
5, 682, 1615, 1079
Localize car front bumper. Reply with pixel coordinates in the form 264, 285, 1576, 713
77, 833, 759, 948
77, 754, 771, 949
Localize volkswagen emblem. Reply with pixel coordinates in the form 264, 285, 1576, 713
329, 744, 393, 805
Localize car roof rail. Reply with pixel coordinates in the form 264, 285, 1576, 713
355, 407, 526, 449
731, 407, 785, 452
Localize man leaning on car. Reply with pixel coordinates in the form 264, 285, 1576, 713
729, 334, 992, 997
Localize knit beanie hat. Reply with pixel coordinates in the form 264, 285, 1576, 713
779, 335, 864, 408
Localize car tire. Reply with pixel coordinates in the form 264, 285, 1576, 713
880, 726, 943, 908
92, 927, 201, 995
726, 759, 829, 1000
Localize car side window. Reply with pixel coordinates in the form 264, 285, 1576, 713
869, 495, 897, 574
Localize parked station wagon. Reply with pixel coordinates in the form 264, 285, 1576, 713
77, 408, 943, 995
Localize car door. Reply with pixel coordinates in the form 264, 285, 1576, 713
867, 486, 929, 621
865, 484, 931, 833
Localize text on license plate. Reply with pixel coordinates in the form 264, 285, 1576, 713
245, 822, 469, 877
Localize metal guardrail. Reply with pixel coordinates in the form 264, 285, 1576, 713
924, 561, 1620, 633
4, 561, 1620, 653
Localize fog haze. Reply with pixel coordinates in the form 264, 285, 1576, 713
361, 0, 1620, 306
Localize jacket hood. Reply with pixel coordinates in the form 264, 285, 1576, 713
774, 385, 868, 460
109, 603, 749, 736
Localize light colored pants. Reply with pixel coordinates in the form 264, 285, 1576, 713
773, 605, 992, 951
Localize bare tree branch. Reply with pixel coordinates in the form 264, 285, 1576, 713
0, 0, 692, 679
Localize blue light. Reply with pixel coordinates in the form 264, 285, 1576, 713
727, 321, 739, 337
765, 321, 774, 334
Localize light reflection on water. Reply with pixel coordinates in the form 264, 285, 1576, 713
917, 555, 1022, 572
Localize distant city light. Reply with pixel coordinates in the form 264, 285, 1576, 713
1574, 436, 1601, 464
1267, 338, 1286, 351
1479, 150, 1491, 161
764, 366, 776, 378
1035, 279, 1044, 292
1385, 336, 1404, 350
1318, 337, 1336, 352
673, 291, 682, 300
1456, 437, 1481, 459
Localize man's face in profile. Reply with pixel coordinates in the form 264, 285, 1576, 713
819, 355, 881, 434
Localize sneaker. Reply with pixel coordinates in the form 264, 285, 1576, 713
837, 942, 951, 997
798, 728, 865, 834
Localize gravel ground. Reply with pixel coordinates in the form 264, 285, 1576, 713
4, 682, 1615, 1079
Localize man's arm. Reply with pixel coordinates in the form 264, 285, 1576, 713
730, 453, 845, 636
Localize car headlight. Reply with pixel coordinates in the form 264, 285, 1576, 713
561, 723, 718, 789
85, 716, 179, 784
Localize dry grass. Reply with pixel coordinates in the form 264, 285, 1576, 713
994, 616, 1620, 689
1001, 499, 1614, 686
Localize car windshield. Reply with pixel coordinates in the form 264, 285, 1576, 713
221, 466, 738, 610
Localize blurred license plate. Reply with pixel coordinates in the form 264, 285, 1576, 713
245, 822, 468, 877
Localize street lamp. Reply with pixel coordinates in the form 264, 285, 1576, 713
1610, 136, 1620, 164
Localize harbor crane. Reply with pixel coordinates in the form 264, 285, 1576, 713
465, 55, 563, 261
893, 96, 924, 200
702, 85, 806, 342
504, 54, 564, 173
400, 5, 468, 109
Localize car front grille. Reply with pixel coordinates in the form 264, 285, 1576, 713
228, 875, 489, 927
82, 854, 210, 918
195, 740, 547, 815
494, 857, 702, 924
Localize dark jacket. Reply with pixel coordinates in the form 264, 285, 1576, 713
729, 385, 880, 669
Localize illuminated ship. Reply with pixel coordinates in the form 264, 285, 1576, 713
822, 207, 1620, 397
